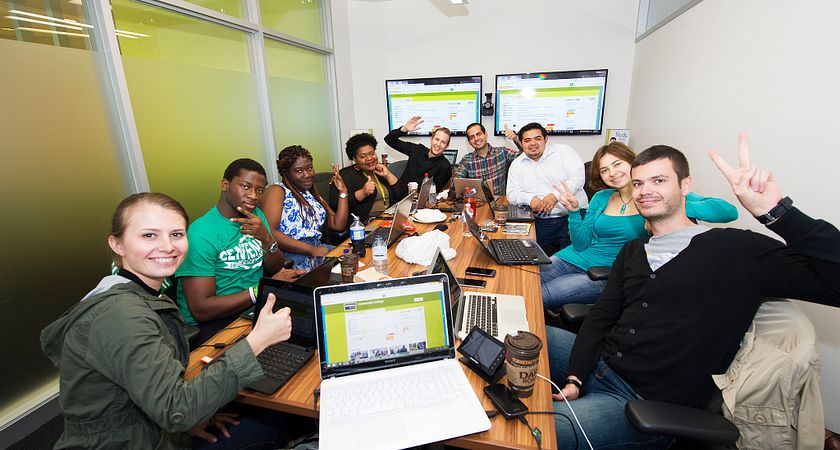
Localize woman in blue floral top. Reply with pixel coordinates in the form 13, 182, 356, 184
261, 145, 349, 270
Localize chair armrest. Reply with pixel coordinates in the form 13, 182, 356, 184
625, 400, 739, 445
559, 304, 592, 325
587, 266, 611, 281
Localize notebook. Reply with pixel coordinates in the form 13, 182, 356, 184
425, 247, 529, 340
364, 195, 412, 247
464, 210, 551, 265
244, 278, 318, 394
480, 181, 534, 222
313, 275, 490, 450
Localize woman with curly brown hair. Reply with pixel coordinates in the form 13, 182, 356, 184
260, 145, 349, 270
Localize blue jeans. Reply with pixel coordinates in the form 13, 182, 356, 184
546, 327, 673, 449
192, 404, 287, 449
541, 256, 607, 309
534, 215, 570, 254
284, 237, 335, 271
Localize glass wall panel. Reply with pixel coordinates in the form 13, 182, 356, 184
111, 0, 265, 221
260, 0, 323, 45
0, 2, 128, 416
264, 38, 335, 172
188, 0, 244, 20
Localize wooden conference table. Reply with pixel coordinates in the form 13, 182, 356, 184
186, 200, 557, 450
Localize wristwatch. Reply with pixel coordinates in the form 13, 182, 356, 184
265, 240, 279, 254
339, 192, 348, 199
755, 196, 792, 224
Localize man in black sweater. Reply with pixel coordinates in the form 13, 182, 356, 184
545, 135, 840, 449
384, 115, 452, 195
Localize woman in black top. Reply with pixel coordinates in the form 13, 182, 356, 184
329, 133, 401, 228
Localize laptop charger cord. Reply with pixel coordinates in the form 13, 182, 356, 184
536, 373, 594, 450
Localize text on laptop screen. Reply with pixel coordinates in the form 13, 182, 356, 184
318, 281, 450, 369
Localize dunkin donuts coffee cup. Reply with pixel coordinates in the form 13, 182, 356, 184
504, 331, 543, 398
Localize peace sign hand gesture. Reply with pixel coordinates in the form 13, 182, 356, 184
231, 207, 272, 246
552, 182, 579, 212
331, 163, 347, 194
708, 132, 782, 217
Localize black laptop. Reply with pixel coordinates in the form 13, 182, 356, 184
463, 209, 550, 265
240, 257, 340, 320
481, 181, 534, 222
245, 277, 319, 394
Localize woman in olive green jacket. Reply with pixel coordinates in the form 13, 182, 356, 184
41, 193, 292, 449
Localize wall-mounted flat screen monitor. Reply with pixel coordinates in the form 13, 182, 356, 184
386, 75, 482, 136
494, 69, 608, 136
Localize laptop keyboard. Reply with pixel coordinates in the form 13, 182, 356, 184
464, 294, 498, 336
320, 368, 470, 423
493, 239, 531, 263
257, 344, 308, 383
364, 226, 390, 245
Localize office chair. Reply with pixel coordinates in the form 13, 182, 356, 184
570, 299, 820, 448
313, 171, 349, 246
388, 159, 408, 179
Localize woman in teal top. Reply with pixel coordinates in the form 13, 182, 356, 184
541, 142, 738, 309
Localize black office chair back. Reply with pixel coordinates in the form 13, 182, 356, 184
312, 171, 333, 199
583, 160, 598, 202
388, 159, 408, 179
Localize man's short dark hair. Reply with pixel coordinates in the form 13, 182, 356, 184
517, 122, 547, 141
223, 158, 267, 181
466, 122, 486, 134
632, 145, 690, 181
345, 133, 378, 160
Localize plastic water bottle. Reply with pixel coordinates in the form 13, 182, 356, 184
427, 182, 437, 207
462, 203, 473, 237
372, 235, 389, 275
350, 214, 366, 257
420, 172, 430, 199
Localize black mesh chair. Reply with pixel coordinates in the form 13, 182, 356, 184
388, 159, 408, 179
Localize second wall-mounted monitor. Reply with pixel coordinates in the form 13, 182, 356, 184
494, 69, 608, 136
386, 75, 482, 136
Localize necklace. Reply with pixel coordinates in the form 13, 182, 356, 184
617, 191, 631, 214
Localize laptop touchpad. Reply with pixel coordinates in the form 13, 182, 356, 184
357, 416, 406, 447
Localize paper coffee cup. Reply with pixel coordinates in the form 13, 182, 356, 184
504, 331, 543, 398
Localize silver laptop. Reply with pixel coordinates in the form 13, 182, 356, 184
452, 177, 490, 204
464, 209, 551, 265
382, 177, 433, 216
364, 195, 412, 247
480, 181, 534, 222
313, 275, 490, 450
425, 247, 529, 340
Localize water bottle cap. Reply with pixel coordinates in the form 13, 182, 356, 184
343, 248, 350, 253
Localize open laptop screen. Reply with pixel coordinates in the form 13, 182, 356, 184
256, 278, 317, 348
426, 248, 462, 308
314, 275, 453, 376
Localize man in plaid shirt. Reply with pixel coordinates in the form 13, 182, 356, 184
453, 122, 522, 196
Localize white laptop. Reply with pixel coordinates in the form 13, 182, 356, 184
313, 275, 491, 450
426, 247, 529, 340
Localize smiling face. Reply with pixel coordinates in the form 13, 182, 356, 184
108, 203, 188, 290
521, 129, 547, 160
631, 158, 691, 222
221, 169, 267, 213
598, 152, 633, 189
429, 129, 450, 157
466, 124, 487, 151
287, 156, 315, 191
352, 144, 378, 171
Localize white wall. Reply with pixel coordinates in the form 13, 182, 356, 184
338, 0, 639, 165
627, 0, 840, 429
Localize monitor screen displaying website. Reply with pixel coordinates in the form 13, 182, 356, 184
318, 281, 451, 369
386, 75, 482, 136
494, 69, 608, 136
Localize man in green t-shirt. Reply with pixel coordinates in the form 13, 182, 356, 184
176, 158, 304, 341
